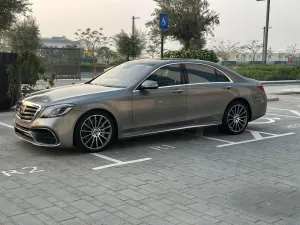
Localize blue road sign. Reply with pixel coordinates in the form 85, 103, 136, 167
159, 14, 168, 30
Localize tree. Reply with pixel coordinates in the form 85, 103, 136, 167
278, 51, 285, 61
267, 47, 273, 61
0, 0, 31, 31
97, 46, 119, 63
146, 34, 160, 58
146, 0, 220, 50
189, 36, 207, 50
8, 17, 41, 53
286, 44, 299, 58
0, 30, 9, 51
241, 40, 263, 62
113, 29, 146, 61
212, 40, 240, 61
75, 28, 109, 73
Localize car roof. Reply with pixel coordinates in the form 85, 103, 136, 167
132, 58, 222, 68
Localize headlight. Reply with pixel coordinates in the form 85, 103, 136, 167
40, 104, 75, 118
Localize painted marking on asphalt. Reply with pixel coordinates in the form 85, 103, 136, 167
280, 100, 300, 103
250, 117, 280, 124
266, 113, 300, 119
1, 167, 44, 177
0, 122, 14, 129
92, 158, 152, 171
150, 144, 175, 151
217, 132, 295, 148
290, 110, 300, 117
249, 130, 263, 140
91, 153, 123, 163
269, 108, 300, 117
180, 131, 234, 144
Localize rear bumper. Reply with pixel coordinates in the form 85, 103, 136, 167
250, 93, 268, 121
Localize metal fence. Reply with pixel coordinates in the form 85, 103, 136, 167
37, 47, 81, 80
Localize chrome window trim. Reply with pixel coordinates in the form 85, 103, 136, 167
132, 61, 234, 93
183, 62, 234, 83
132, 62, 185, 92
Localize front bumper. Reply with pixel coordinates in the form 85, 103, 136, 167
14, 110, 79, 148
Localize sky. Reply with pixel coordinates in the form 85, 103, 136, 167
30, 0, 300, 52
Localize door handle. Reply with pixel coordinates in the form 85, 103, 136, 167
223, 85, 232, 90
173, 89, 183, 93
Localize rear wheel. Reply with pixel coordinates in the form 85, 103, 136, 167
74, 111, 116, 152
220, 101, 249, 135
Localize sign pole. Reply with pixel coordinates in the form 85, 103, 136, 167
161, 30, 164, 58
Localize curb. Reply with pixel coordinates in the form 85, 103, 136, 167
267, 97, 280, 102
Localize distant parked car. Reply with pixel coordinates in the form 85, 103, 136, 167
14, 59, 267, 152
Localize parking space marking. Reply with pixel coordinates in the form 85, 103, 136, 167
217, 132, 295, 148
0, 122, 14, 129
250, 117, 280, 124
91, 153, 123, 163
266, 113, 300, 119
180, 131, 234, 144
249, 130, 263, 140
2, 167, 44, 177
269, 107, 300, 117
92, 158, 152, 171
150, 144, 175, 151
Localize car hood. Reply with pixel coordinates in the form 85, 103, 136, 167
23, 83, 125, 105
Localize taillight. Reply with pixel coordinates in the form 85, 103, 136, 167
256, 82, 265, 93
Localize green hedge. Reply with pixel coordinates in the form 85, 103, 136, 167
234, 65, 300, 81
164, 49, 219, 63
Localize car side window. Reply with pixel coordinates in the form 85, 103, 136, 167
215, 69, 231, 82
185, 64, 217, 83
146, 64, 183, 87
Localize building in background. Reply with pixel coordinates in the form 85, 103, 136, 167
40, 36, 81, 48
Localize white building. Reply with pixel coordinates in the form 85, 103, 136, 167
40, 36, 81, 48
226, 52, 298, 63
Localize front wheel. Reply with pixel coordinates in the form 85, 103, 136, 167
220, 101, 249, 135
74, 110, 116, 152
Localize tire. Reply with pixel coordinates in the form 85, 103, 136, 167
74, 110, 116, 152
220, 101, 249, 135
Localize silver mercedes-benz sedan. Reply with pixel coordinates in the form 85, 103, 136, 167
14, 59, 267, 152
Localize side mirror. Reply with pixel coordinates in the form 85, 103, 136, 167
139, 80, 158, 90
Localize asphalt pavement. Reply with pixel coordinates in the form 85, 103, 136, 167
1, 84, 300, 224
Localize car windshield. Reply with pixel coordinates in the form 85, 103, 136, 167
90, 61, 155, 88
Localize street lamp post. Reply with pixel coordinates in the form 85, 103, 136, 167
132, 16, 140, 60
257, 0, 271, 64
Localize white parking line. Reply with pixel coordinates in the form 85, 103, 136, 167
0, 122, 14, 129
92, 158, 152, 171
217, 132, 295, 148
91, 153, 123, 163
180, 131, 234, 144
266, 113, 300, 119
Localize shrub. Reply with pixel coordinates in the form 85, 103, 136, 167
164, 49, 219, 63
234, 65, 300, 81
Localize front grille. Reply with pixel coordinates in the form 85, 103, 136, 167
16, 101, 41, 121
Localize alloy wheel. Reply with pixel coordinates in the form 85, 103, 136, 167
80, 115, 112, 150
227, 104, 248, 133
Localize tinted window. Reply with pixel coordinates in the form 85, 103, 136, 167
185, 64, 217, 83
146, 64, 183, 87
216, 69, 230, 82
91, 61, 155, 88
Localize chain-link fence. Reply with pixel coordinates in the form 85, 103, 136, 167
37, 47, 81, 80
